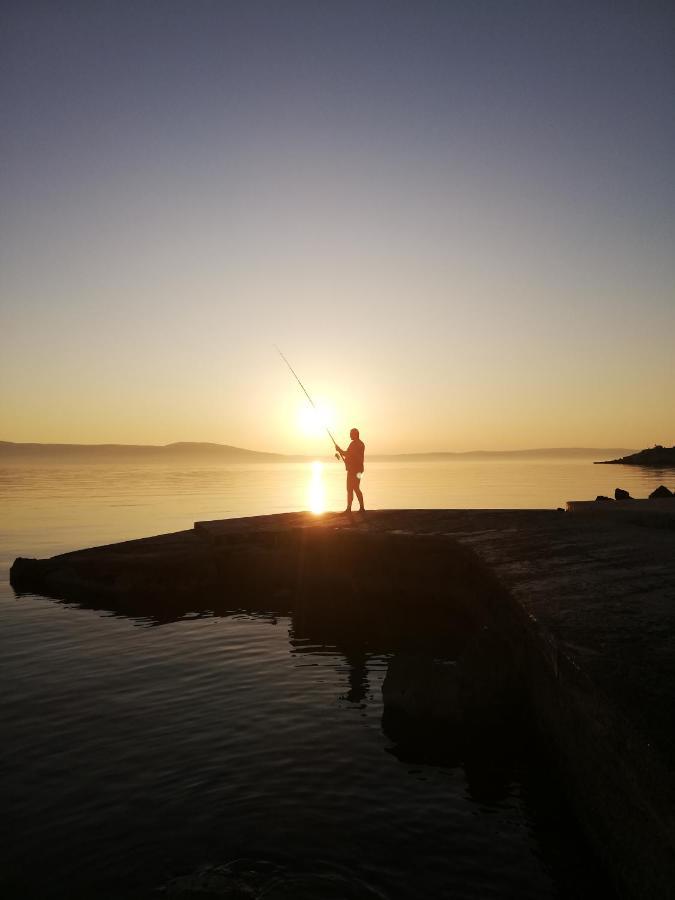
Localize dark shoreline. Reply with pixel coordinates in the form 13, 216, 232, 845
595, 445, 675, 468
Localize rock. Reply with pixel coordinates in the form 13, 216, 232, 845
649, 485, 674, 499
163, 864, 256, 898
595, 495, 613, 502
161, 861, 386, 900
614, 488, 632, 500
596, 445, 675, 467
162, 860, 280, 898
256, 872, 386, 899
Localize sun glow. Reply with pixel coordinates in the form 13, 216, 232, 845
297, 402, 335, 438
308, 460, 325, 515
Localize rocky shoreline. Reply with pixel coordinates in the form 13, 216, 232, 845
596, 444, 675, 467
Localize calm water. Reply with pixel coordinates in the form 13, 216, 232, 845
1, 456, 668, 565
3, 457, 662, 898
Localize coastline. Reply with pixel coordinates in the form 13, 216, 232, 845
595, 446, 675, 468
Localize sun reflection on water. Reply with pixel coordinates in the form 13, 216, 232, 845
308, 460, 325, 514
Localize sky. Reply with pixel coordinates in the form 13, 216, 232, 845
1, 1, 673, 454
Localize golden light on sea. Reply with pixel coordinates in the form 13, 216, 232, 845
308, 460, 325, 515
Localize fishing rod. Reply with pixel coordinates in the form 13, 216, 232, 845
275, 346, 341, 461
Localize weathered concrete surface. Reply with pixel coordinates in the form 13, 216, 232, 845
11, 508, 675, 898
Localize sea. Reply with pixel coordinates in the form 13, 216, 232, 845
1, 456, 667, 898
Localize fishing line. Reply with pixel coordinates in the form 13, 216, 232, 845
274, 346, 340, 459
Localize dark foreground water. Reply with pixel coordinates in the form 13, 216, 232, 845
2, 596, 612, 899
0, 458, 636, 897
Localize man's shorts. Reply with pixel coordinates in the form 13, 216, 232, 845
347, 470, 363, 490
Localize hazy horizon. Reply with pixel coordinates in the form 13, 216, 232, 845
0, 437, 640, 460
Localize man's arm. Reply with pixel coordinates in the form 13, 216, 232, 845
335, 443, 349, 468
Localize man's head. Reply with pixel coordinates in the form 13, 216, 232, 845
350, 428, 360, 440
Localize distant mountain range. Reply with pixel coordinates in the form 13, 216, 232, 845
368, 447, 637, 461
0, 441, 291, 462
0, 441, 636, 463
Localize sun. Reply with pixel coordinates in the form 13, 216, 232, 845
297, 402, 335, 437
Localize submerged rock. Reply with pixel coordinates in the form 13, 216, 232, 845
163, 863, 258, 898
255, 872, 386, 899
161, 860, 386, 899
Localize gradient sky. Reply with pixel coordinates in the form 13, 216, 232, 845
2, 1, 673, 454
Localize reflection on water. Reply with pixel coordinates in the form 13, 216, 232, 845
307, 459, 326, 514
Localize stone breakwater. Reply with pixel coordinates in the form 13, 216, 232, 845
11, 509, 675, 899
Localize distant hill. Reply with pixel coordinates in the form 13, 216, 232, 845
0, 441, 291, 463
1, 441, 636, 464
595, 445, 675, 468
370, 447, 636, 462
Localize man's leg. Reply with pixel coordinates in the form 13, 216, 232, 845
354, 476, 365, 511
346, 473, 354, 511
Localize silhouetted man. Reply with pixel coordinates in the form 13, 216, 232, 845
335, 428, 365, 513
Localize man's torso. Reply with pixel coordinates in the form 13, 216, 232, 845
345, 439, 365, 472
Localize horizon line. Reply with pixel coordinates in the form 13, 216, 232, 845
0, 439, 640, 457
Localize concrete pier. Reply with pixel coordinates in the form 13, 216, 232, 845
10, 508, 675, 898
